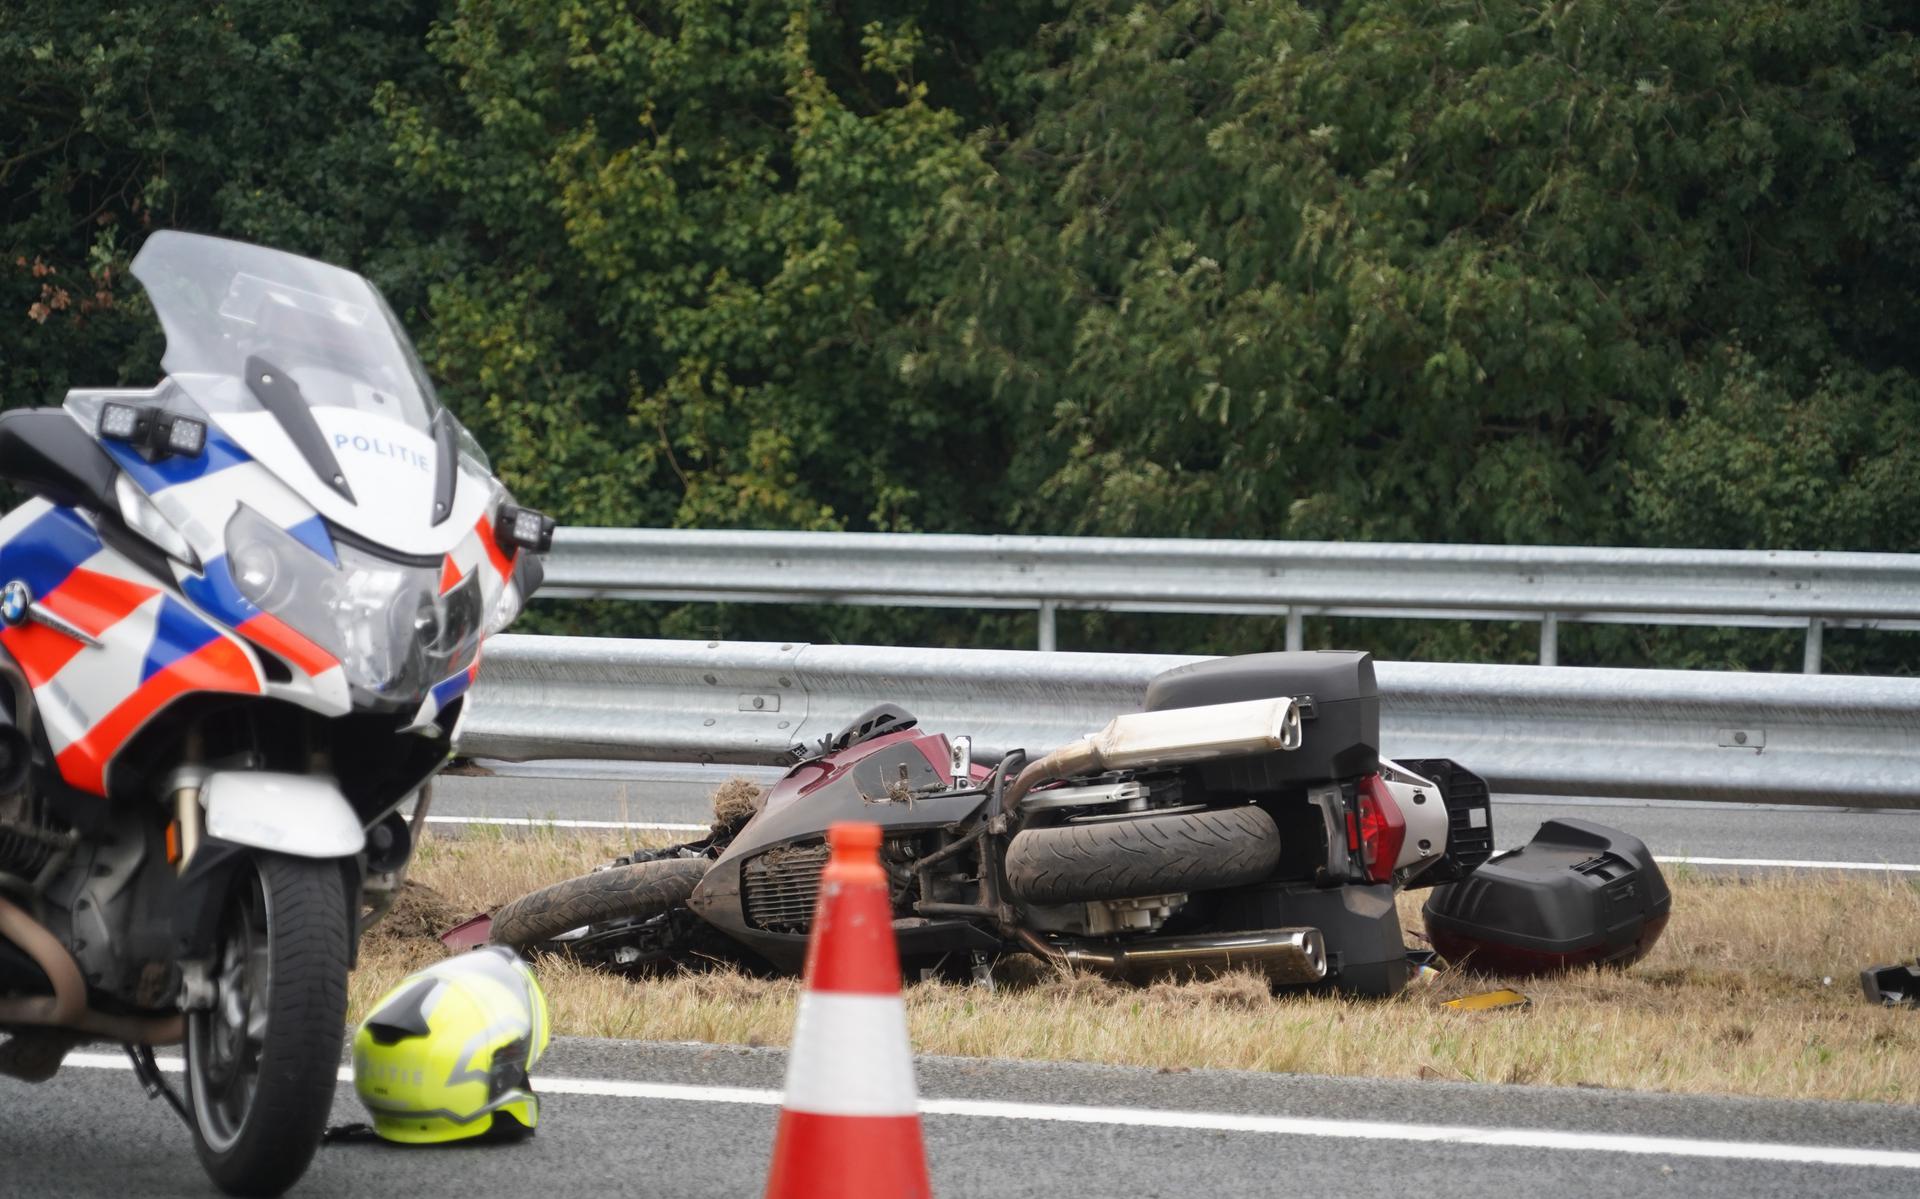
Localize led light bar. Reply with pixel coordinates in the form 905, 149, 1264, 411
99, 402, 143, 440
494, 503, 556, 554
165, 414, 207, 455
98, 402, 208, 460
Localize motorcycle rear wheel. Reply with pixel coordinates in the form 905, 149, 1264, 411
185, 853, 350, 1198
490, 857, 710, 951
1005, 804, 1281, 905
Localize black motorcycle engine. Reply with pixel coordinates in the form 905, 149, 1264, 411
0, 788, 65, 881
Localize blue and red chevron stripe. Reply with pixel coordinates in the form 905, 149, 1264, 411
100, 425, 251, 493
0, 508, 134, 685
104, 424, 345, 679
0, 505, 262, 796
56, 637, 261, 795
429, 660, 480, 711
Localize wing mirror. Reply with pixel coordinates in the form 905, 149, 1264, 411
0, 409, 122, 513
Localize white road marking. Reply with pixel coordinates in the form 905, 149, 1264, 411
423, 815, 708, 833
61, 1053, 1920, 1171
1488, 848, 1920, 873
1654, 855, 1920, 873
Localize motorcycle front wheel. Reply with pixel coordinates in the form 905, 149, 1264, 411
490, 856, 709, 951
185, 853, 350, 1198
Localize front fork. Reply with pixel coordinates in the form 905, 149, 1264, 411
356, 781, 429, 934
168, 735, 216, 1013
169, 752, 387, 1010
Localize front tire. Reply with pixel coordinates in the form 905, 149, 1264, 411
186, 854, 350, 1198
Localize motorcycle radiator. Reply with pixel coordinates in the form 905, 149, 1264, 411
742, 842, 831, 933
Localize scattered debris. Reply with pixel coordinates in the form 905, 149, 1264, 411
440, 913, 494, 952
710, 777, 767, 830
1403, 947, 1443, 987
1860, 959, 1920, 1008
1442, 988, 1531, 1013
365, 880, 465, 947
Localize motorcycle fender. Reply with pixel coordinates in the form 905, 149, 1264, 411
202, 771, 365, 859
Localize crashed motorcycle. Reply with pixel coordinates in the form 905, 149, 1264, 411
490, 651, 1496, 997
0, 233, 548, 1196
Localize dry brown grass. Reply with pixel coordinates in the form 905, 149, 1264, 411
351, 829, 1920, 1104
707, 777, 766, 829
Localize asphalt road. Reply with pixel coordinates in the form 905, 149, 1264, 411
429, 763, 1920, 870
11, 1038, 1920, 1198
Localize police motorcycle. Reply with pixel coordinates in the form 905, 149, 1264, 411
0, 232, 549, 1196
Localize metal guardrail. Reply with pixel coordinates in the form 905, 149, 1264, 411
459, 635, 1920, 809
541, 528, 1920, 672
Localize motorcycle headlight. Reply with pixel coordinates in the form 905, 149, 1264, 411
224, 505, 480, 703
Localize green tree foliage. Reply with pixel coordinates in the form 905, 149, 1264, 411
377, 0, 1047, 537
1, 1, 445, 405
906, 0, 1920, 561
5, 1, 1918, 668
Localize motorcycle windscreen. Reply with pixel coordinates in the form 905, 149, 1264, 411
132, 233, 444, 431
128, 232, 495, 552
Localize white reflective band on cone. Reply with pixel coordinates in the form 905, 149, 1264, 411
779, 992, 918, 1117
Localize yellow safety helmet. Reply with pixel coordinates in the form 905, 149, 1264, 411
351, 946, 552, 1144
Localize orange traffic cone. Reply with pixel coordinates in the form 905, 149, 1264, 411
765, 821, 932, 1199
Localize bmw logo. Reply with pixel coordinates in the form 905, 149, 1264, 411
0, 581, 28, 626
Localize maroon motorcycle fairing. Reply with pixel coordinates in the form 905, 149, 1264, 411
685, 728, 1001, 970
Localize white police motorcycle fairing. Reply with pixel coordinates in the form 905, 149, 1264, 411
0, 232, 549, 1196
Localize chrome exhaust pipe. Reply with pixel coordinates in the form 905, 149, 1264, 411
1019, 926, 1328, 984
1004, 697, 1303, 813
0, 893, 85, 1028
0, 894, 184, 1068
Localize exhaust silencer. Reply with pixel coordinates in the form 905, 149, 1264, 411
1034, 927, 1328, 985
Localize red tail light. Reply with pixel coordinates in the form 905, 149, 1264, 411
1355, 773, 1405, 884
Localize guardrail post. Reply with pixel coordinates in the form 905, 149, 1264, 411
1539, 614, 1559, 666
1285, 609, 1303, 652
1804, 618, 1823, 675
1037, 601, 1058, 653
